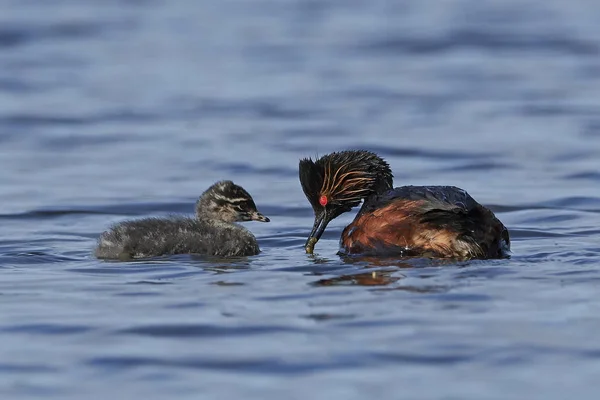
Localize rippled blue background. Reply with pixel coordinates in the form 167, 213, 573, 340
1, 0, 600, 398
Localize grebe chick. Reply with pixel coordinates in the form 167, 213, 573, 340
95, 180, 269, 260
299, 150, 510, 260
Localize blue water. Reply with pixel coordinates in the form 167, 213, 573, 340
1, 0, 600, 398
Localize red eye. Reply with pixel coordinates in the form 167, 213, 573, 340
319, 195, 328, 206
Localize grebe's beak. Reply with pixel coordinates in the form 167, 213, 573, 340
250, 211, 270, 222
305, 210, 330, 254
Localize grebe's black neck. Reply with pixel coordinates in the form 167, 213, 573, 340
370, 173, 393, 195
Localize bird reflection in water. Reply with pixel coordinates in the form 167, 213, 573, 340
311, 269, 404, 287
310, 256, 452, 292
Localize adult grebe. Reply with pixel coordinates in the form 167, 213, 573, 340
299, 150, 509, 259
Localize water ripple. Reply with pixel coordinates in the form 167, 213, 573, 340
116, 324, 304, 338
0, 20, 132, 49
1, 323, 93, 335
357, 30, 599, 56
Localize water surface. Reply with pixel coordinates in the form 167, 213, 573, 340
1, 0, 600, 398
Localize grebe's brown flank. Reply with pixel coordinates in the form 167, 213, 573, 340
298, 150, 510, 260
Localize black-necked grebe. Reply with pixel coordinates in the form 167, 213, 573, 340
298, 150, 510, 259
95, 180, 269, 260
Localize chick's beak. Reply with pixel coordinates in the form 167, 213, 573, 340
250, 211, 270, 222
305, 210, 330, 254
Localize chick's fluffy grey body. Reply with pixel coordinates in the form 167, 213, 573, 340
95, 180, 267, 260
95, 216, 260, 259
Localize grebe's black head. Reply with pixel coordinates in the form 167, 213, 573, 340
298, 150, 393, 253
197, 180, 270, 223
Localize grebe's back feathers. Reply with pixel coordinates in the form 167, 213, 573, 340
361, 185, 478, 214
